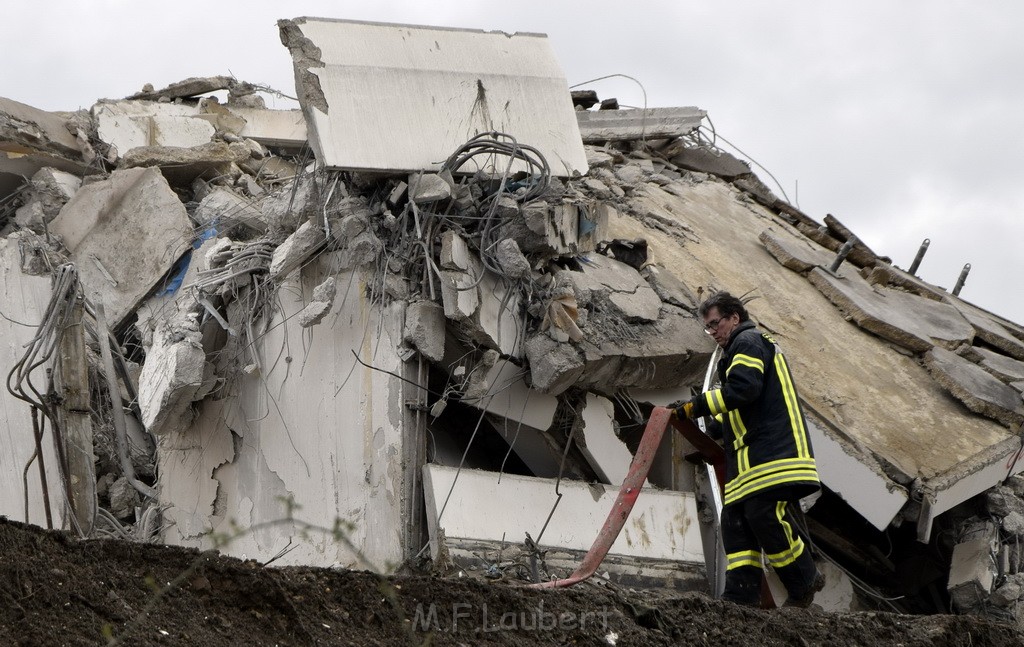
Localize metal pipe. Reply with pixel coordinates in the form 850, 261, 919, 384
828, 237, 857, 273
952, 263, 971, 296
908, 238, 930, 275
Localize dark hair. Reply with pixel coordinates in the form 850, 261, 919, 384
698, 291, 749, 322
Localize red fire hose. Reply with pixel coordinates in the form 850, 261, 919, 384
529, 406, 724, 589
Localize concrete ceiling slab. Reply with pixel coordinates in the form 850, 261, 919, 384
279, 17, 588, 176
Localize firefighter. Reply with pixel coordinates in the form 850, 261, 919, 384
675, 291, 825, 607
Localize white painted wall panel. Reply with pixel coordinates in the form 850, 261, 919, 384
287, 18, 588, 176
0, 237, 64, 527
160, 261, 408, 570
423, 464, 703, 563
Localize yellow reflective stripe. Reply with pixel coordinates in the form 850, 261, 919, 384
766, 501, 805, 568
724, 469, 820, 506
725, 457, 817, 492
765, 537, 805, 568
730, 410, 750, 472
704, 389, 727, 416
775, 352, 810, 458
726, 550, 762, 570
777, 501, 794, 547
727, 353, 764, 376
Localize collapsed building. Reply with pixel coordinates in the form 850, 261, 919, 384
3, 16, 1024, 620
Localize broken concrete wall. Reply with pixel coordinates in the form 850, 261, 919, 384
0, 235, 64, 526
159, 259, 410, 569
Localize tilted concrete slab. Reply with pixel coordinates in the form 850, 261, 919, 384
1, 96, 92, 196
48, 167, 194, 328
279, 17, 587, 176
119, 141, 252, 185
969, 346, 1024, 384
0, 236, 64, 526
924, 347, 1024, 428
808, 267, 974, 353
669, 145, 749, 180
579, 394, 635, 486
423, 464, 704, 563
805, 415, 908, 531
760, 227, 836, 274
948, 299, 1024, 361
610, 179, 1012, 511
576, 107, 706, 144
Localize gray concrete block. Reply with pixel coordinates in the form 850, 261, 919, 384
948, 537, 996, 611
297, 277, 337, 328
48, 167, 193, 327
641, 265, 698, 311
137, 324, 205, 436
120, 140, 250, 176
408, 172, 452, 204
925, 347, 1024, 428
567, 253, 661, 322
956, 307, 1024, 361
494, 238, 531, 279
525, 333, 585, 395
269, 220, 326, 280
194, 186, 267, 237
404, 300, 446, 363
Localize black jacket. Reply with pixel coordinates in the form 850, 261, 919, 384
691, 320, 819, 506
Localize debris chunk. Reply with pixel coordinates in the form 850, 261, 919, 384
297, 276, 337, 328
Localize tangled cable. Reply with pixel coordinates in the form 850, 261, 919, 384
440, 131, 550, 276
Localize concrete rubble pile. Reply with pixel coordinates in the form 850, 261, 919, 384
3, 16, 1024, 620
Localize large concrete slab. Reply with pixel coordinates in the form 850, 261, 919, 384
576, 107, 706, 144
669, 144, 749, 180
925, 347, 1024, 428
423, 464, 704, 563
805, 417, 908, 531
808, 267, 974, 353
48, 167, 194, 328
525, 305, 713, 395
279, 17, 587, 176
579, 394, 635, 486
612, 178, 1012, 511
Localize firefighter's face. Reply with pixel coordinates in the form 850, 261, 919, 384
703, 307, 739, 348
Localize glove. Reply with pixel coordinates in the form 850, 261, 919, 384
669, 400, 695, 419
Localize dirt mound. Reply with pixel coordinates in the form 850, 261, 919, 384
0, 517, 1019, 647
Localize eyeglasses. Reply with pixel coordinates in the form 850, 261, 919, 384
703, 317, 724, 333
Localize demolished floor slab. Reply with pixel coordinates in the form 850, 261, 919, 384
279, 17, 588, 176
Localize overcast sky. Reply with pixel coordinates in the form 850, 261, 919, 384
8, 1, 1023, 323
